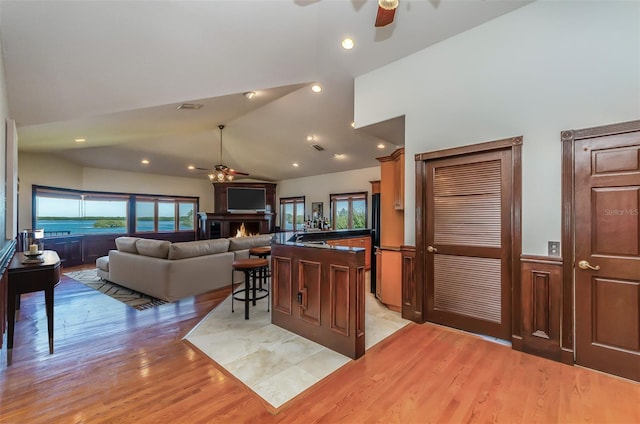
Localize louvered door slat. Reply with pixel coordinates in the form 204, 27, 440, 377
434, 255, 502, 323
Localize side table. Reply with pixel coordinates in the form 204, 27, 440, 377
7, 250, 61, 365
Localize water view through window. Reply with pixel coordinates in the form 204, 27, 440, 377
36, 196, 129, 235
34, 187, 197, 236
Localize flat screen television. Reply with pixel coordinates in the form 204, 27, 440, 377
227, 187, 266, 213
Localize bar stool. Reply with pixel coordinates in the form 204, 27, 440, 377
249, 246, 271, 290
232, 258, 269, 320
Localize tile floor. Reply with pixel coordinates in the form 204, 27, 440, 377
184, 282, 409, 409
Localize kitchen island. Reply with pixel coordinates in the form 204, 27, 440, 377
271, 230, 369, 359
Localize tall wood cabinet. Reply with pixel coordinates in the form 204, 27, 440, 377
376, 148, 405, 312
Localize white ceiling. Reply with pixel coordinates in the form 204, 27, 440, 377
1, 0, 532, 182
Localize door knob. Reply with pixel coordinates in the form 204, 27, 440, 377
427, 246, 438, 253
578, 260, 600, 271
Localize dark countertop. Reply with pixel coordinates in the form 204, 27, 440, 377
271, 228, 372, 251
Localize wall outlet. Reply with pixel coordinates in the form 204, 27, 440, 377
548, 241, 560, 256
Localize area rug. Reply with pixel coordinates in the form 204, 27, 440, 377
64, 269, 168, 310
184, 286, 409, 410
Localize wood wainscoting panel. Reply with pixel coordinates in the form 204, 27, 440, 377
520, 255, 564, 362
299, 260, 322, 326
272, 255, 292, 315
401, 245, 420, 322
330, 264, 351, 337
0, 269, 6, 349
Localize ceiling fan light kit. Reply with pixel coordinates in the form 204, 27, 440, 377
378, 0, 399, 10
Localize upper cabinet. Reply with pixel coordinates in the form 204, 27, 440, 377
392, 149, 404, 210
377, 148, 405, 247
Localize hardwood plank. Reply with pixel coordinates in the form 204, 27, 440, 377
1, 268, 638, 423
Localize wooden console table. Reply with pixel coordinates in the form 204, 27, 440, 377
7, 250, 61, 365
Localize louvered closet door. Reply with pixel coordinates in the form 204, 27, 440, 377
426, 149, 512, 339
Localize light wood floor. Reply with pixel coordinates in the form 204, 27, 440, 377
1, 268, 638, 423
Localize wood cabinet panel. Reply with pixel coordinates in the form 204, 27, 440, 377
377, 148, 404, 310
273, 256, 292, 315
377, 248, 402, 312
271, 244, 365, 359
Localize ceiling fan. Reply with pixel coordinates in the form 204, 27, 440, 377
196, 124, 249, 182
375, 0, 399, 27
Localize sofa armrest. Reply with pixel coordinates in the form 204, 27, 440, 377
109, 250, 172, 300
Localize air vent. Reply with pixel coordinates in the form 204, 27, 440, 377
177, 103, 203, 110
312, 144, 325, 151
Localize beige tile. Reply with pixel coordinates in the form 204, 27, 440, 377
184, 287, 409, 409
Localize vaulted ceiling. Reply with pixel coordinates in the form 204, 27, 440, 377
1, 0, 531, 182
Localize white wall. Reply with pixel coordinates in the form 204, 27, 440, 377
17, 152, 214, 230
277, 166, 380, 224
355, 1, 640, 255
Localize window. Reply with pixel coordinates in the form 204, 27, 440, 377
179, 202, 195, 231
34, 188, 128, 235
330, 192, 367, 230
33, 186, 198, 236
279, 196, 305, 231
135, 196, 197, 233
135, 200, 155, 232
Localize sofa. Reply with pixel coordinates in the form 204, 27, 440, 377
99, 234, 273, 302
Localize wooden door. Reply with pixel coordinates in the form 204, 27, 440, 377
425, 149, 514, 340
574, 129, 640, 381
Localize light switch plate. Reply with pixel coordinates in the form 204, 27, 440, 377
548, 241, 560, 256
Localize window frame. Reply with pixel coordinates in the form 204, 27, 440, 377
279, 196, 305, 232
329, 191, 368, 230
33, 185, 198, 236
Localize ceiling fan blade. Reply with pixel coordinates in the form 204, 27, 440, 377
229, 169, 250, 176
194, 167, 212, 171
375, 6, 396, 27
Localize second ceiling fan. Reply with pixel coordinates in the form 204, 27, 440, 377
196, 124, 249, 182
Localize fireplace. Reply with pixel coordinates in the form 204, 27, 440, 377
230, 222, 261, 237
197, 212, 275, 239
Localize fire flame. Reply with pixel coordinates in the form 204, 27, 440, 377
235, 223, 258, 238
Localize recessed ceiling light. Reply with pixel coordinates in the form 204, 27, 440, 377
341, 38, 355, 50
177, 103, 203, 110
187, 165, 195, 170
74, 138, 86, 143
243, 91, 256, 100
306, 135, 315, 141
292, 163, 299, 167
377, 143, 385, 149
350, 122, 355, 128
311, 84, 322, 93
334, 153, 345, 159
141, 159, 150, 165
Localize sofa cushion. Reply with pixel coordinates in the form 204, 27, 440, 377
96, 255, 109, 271
136, 238, 171, 259
115, 236, 140, 254
168, 238, 230, 260
228, 234, 273, 252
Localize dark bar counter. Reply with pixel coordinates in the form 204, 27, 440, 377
270, 229, 368, 359
272, 228, 372, 246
